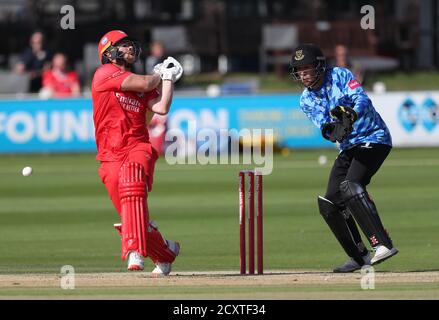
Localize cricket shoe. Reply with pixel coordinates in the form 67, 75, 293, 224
127, 251, 144, 271
371, 245, 398, 265
333, 252, 372, 273
151, 240, 180, 277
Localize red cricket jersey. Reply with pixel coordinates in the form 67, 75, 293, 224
92, 63, 158, 161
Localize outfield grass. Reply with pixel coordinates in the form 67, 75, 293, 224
364, 71, 439, 92
0, 147, 438, 277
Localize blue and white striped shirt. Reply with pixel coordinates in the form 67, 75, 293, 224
299, 67, 392, 151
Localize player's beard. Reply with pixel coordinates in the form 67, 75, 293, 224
116, 53, 136, 69
124, 52, 136, 65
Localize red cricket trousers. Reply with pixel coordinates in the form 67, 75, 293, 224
98, 142, 158, 215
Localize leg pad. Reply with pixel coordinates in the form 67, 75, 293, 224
119, 162, 149, 260
340, 181, 393, 248
318, 196, 365, 265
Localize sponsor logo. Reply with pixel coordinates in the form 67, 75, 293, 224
115, 92, 141, 113
422, 97, 438, 132
398, 97, 438, 132
101, 37, 108, 45
0, 110, 94, 144
370, 235, 379, 246
348, 79, 361, 89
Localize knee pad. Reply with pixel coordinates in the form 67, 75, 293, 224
318, 196, 339, 219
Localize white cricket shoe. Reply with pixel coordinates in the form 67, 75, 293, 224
371, 245, 398, 265
151, 240, 180, 277
127, 251, 144, 271
333, 252, 372, 273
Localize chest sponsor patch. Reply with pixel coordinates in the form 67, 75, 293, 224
348, 79, 361, 89
115, 92, 142, 113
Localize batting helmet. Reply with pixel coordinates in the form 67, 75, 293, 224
290, 43, 326, 87
98, 30, 141, 64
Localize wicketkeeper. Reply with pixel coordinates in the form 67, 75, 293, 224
92, 30, 183, 276
290, 43, 398, 272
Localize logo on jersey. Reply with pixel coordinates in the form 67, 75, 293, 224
294, 50, 304, 61
348, 79, 361, 89
115, 92, 141, 113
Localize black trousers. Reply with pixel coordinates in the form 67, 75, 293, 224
325, 143, 391, 207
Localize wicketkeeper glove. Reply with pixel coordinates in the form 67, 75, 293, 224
330, 106, 358, 126
322, 122, 352, 143
321, 106, 358, 143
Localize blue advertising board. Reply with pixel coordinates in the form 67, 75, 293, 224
169, 95, 332, 149
0, 98, 95, 153
0, 95, 332, 153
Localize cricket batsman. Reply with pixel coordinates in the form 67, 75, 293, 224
92, 30, 182, 276
290, 43, 398, 272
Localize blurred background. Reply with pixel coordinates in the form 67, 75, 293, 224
0, 0, 437, 96
0, 0, 437, 153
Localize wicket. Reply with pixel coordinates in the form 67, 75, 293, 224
239, 170, 263, 275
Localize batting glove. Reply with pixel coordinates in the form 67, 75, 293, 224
159, 56, 183, 83
164, 57, 183, 81
153, 63, 163, 75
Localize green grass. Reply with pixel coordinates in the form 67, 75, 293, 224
0, 148, 438, 298
366, 71, 439, 91
1, 283, 438, 300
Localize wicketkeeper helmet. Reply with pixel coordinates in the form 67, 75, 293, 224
290, 43, 326, 86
